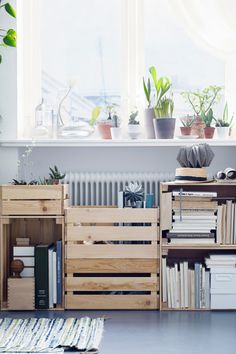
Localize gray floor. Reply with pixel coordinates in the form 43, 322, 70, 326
1, 310, 236, 354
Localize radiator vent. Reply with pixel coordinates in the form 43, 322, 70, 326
64, 171, 175, 206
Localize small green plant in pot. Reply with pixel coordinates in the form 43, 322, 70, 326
180, 115, 194, 136
214, 102, 234, 139
201, 108, 215, 139
181, 85, 222, 138
149, 66, 175, 139
143, 75, 155, 138
110, 111, 122, 140
90, 104, 115, 139
128, 110, 140, 139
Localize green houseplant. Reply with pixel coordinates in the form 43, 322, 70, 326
201, 108, 215, 139
180, 115, 194, 136
214, 102, 234, 139
128, 110, 140, 139
0, 2, 16, 64
149, 66, 175, 139
181, 85, 222, 138
143, 75, 155, 139
90, 104, 117, 139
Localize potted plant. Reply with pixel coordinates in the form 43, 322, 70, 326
49, 165, 66, 185
201, 108, 215, 139
128, 110, 140, 139
110, 112, 122, 140
181, 86, 222, 138
180, 115, 194, 136
90, 105, 115, 139
214, 103, 234, 139
149, 66, 175, 139
143, 75, 155, 139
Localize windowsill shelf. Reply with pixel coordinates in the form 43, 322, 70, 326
1, 138, 236, 148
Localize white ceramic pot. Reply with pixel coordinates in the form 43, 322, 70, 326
128, 124, 141, 139
110, 127, 122, 140
216, 127, 230, 139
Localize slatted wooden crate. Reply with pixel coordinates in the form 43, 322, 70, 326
65, 207, 160, 310
0, 185, 69, 216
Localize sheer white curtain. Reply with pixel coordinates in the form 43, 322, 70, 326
169, 0, 236, 115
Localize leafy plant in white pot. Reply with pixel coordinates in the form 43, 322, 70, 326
214, 103, 234, 139
110, 113, 122, 140
149, 66, 175, 139
143, 75, 155, 139
128, 110, 140, 139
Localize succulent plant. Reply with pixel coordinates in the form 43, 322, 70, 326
177, 144, 214, 168
129, 111, 139, 125
49, 165, 66, 181
125, 182, 144, 206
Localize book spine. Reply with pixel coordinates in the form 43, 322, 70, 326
56, 240, 62, 305
53, 250, 57, 305
35, 246, 49, 309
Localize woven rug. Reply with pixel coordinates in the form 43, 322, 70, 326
0, 317, 104, 353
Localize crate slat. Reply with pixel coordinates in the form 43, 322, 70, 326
66, 244, 159, 259
65, 259, 159, 273
66, 275, 159, 291
66, 225, 159, 241
65, 294, 159, 310
0, 185, 67, 200
66, 207, 159, 223
2, 200, 62, 215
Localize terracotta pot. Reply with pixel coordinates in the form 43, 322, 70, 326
191, 115, 205, 138
144, 108, 155, 139
97, 122, 112, 139
204, 127, 215, 139
180, 126, 191, 136
153, 118, 176, 139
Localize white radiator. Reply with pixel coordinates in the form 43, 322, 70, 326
64, 171, 175, 206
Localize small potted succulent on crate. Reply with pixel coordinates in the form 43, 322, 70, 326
49, 165, 66, 185
201, 108, 215, 139
214, 103, 234, 139
110, 112, 122, 140
128, 110, 140, 139
180, 115, 194, 136
181, 85, 222, 138
149, 66, 175, 139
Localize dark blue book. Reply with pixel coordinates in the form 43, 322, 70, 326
56, 240, 62, 305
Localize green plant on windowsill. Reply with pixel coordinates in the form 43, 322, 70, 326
128, 110, 139, 125
180, 116, 194, 127
214, 103, 234, 127
0, 2, 16, 64
201, 108, 215, 127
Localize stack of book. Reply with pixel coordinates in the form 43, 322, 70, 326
162, 258, 210, 309
217, 201, 236, 244
205, 254, 236, 269
35, 240, 62, 309
167, 190, 217, 244
13, 246, 35, 278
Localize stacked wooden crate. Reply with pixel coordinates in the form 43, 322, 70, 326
65, 207, 160, 310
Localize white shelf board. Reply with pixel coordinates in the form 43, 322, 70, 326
1, 138, 236, 147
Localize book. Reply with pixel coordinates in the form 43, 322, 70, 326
56, 240, 62, 305
169, 238, 215, 244
173, 209, 216, 215
174, 264, 180, 308
172, 191, 217, 198
35, 244, 50, 309
226, 200, 232, 244
166, 266, 171, 308
205, 271, 210, 309
216, 205, 223, 244
180, 263, 184, 308
53, 250, 57, 305
173, 215, 217, 221
167, 232, 215, 239
183, 261, 188, 308
194, 263, 200, 309
48, 245, 54, 309
13, 246, 35, 257
173, 200, 218, 210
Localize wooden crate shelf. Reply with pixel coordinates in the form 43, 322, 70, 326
0, 185, 69, 216
65, 207, 160, 310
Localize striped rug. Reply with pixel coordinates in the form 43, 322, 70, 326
0, 317, 104, 353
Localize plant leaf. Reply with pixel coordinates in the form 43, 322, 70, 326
5, 3, 16, 18
3, 33, 16, 47
0, 54, 2, 64
90, 106, 101, 126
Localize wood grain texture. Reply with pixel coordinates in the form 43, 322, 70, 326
0, 185, 66, 200
65, 294, 159, 310
66, 225, 159, 241
65, 258, 159, 273
66, 207, 159, 223
66, 244, 159, 259
8, 278, 35, 310
1, 200, 62, 215
65, 275, 159, 291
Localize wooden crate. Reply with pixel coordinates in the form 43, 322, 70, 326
8, 278, 35, 310
65, 207, 160, 310
0, 216, 64, 310
0, 185, 69, 216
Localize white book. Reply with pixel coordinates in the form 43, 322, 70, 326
180, 263, 184, 308
216, 205, 223, 244
172, 191, 217, 198
53, 251, 57, 305
162, 258, 167, 302
208, 254, 236, 260
234, 204, 236, 244
170, 238, 215, 244
231, 203, 235, 244
183, 261, 188, 308
190, 270, 195, 309
173, 215, 217, 221
226, 200, 232, 245
21, 267, 34, 277
166, 267, 171, 308
205, 271, 210, 309
175, 264, 180, 308
173, 209, 216, 215
13, 246, 35, 257
13, 256, 34, 267
170, 268, 175, 308
201, 267, 206, 309
48, 247, 54, 309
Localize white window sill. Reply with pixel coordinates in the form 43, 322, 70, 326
1, 138, 236, 147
